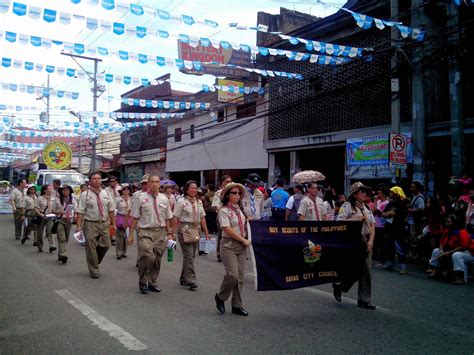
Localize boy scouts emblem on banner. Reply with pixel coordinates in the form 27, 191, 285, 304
42, 140, 72, 170
303, 240, 322, 265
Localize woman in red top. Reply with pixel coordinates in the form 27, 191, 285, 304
428, 215, 473, 283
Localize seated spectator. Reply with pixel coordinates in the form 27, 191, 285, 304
428, 215, 474, 284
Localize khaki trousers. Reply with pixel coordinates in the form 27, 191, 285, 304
13, 210, 23, 238
83, 220, 111, 277
217, 238, 246, 308
341, 236, 372, 303
177, 227, 198, 284
37, 219, 54, 251
115, 228, 127, 257
22, 211, 37, 241
138, 228, 167, 287
56, 219, 71, 257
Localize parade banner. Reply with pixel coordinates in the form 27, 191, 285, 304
249, 220, 364, 291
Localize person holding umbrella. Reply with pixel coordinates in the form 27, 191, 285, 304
298, 182, 328, 221
333, 182, 376, 310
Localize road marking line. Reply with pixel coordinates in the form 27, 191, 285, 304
55, 289, 147, 351
302, 287, 391, 312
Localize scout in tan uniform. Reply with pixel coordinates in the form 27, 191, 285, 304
105, 176, 120, 245
172, 180, 210, 290
333, 182, 376, 310
298, 183, 328, 221
56, 186, 77, 264
241, 173, 264, 220
9, 178, 27, 240
115, 184, 132, 260
21, 185, 38, 245
130, 174, 149, 267
211, 175, 232, 262
35, 185, 62, 253
76, 172, 116, 279
128, 175, 173, 294
214, 183, 250, 317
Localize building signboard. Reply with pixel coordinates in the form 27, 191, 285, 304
217, 79, 244, 103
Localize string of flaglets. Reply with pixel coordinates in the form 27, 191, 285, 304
120, 98, 211, 109
6, 2, 356, 61
0, 140, 45, 150
0, 56, 266, 94
0, 104, 68, 112
0, 81, 79, 99
0, 31, 305, 79
341, 8, 425, 41
49, 0, 368, 58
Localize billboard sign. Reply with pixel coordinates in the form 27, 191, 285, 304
217, 79, 244, 103
177, 42, 255, 79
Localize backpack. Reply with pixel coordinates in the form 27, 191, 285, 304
288, 194, 304, 221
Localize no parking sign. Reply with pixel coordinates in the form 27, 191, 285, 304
389, 133, 407, 169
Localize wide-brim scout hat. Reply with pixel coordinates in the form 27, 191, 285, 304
245, 173, 264, 187
118, 183, 130, 193
220, 183, 246, 202
141, 174, 150, 183
349, 182, 371, 196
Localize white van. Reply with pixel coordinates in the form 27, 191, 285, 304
35, 169, 85, 195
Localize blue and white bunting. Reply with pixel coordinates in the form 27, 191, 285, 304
0, 81, 80, 99
342, 8, 425, 42
6, 2, 356, 61
0, 140, 45, 150
0, 31, 304, 79
121, 98, 211, 110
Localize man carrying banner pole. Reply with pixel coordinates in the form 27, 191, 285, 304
333, 182, 377, 310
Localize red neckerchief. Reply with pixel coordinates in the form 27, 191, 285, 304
148, 192, 161, 224
90, 188, 105, 218
307, 195, 320, 220
228, 203, 245, 237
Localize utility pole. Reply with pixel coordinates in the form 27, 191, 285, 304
411, 0, 428, 185
390, 0, 401, 182
69, 111, 83, 173
61, 52, 103, 174
447, 2, 465, 177
46, 74, 50, 143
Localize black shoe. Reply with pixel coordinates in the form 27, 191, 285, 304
33, 242, 37, 247
180, 281, 188, 286
121, 255, 127, 258
49, 247, 57, 253
21, 237, 27, 244
38, 248, 43, 252
91, 273, 99, 279
15, 236, 21, 240
58, 255, 68, 264
148, 285, 161, 293
217, 257, 222, 262
188, 283, 198, 290
332, 283, 342, 302
139, 283, 148, 294
232, 307, 249, 316
357, 300, 376, 310
116, 256, 122, 260
215, 294, 225, 314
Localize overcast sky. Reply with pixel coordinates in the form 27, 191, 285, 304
0, 0, 344, 125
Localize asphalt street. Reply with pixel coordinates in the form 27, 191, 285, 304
1, 214, 473, 354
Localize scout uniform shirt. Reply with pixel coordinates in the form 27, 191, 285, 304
24, 195, 38, 211
241, 187, 264, 220
218, 204, 247, 239
297, 195, 327, 221
173, 197, 206, 223
130, 192, 173, 228
116, 196, 131, 216
337, 202, 375, 236
77, 189, 115, 222
105, 186, 119, 209
61, 197, 77, 221
37, 195, 62, 215
9, 187, 25, 209
211, 189, 223, 210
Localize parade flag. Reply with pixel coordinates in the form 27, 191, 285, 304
249, 220, 364, 291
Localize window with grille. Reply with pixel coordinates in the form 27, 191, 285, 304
236, 102, 256, 119
174, 127, 182, 142
190, 124, 195, 139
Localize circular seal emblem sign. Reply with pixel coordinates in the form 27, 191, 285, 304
42, 141, 72, 170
